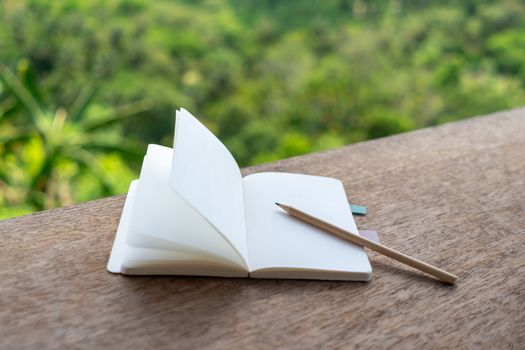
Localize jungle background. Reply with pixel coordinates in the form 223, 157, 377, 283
1, 0, 525, 219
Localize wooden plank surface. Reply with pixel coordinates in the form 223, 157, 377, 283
1, 108, 524, 349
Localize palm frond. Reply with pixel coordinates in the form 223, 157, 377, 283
25, 147, 58, 210
0, 129, 33, 148
0, 96, 17, 123
65, 148, 113, 195
79, 98, 153, 132
17, 59, 45, 106
0, 166, 10, 184
0, 62, 44, 125
82, 137, 145, 161
68, 83, 99, 122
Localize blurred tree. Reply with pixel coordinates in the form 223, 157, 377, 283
0, 59, 150, 211
1, 0, 525, 219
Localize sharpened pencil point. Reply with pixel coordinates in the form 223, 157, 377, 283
275, 202, 281, 206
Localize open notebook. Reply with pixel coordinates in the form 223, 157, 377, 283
107, 109, 372, 281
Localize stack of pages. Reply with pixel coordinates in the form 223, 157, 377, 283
107, 109, 372, 281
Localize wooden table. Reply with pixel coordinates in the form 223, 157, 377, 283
1, 108, 524, 349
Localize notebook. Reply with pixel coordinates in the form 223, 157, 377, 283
107, 108, 372, 281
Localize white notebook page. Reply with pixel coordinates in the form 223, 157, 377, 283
170, 108, 248, 264
127, 144, 246, 269
243, 172, 371, 275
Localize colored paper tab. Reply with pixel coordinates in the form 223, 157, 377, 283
350, 204, 367, 215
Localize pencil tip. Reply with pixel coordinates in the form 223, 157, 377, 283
275, 202, 280, 206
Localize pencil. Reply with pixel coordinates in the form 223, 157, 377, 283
275, 203, 457, 284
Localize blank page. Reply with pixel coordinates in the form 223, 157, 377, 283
108, 179, 247, 276
243, 172, 372, 279
127, 144, 247, 270
170, 109, 248, 263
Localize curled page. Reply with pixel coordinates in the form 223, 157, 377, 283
170, 108, 249, 265
125, 145, 247, 271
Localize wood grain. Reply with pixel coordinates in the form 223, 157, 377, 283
1, 108, 524, 349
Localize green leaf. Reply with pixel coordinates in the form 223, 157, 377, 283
79, 98, 153, 132
24, 148, 58, 210
0, 129, 33, 147
82, 137, 145, 160
68, 83, 99, 122
17, 58, 45, 106
0, 62, 44, 126
0, 166, 9, 185
0, 96, 17, 123
65, 148, 114, 196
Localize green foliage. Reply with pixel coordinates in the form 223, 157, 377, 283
0, 59, 149, 213
1, 0, 525, 219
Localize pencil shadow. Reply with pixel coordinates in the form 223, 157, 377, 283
370, 260, 457, 288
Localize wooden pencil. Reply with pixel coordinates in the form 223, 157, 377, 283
275, 203, 457, 284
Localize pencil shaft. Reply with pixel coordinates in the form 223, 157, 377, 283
279, 204, 457, 284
